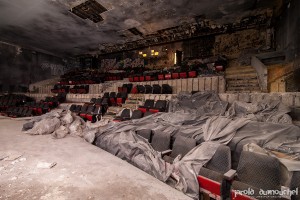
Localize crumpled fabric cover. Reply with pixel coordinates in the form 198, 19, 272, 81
22, 92, 300, 200
24, 117, 61, 135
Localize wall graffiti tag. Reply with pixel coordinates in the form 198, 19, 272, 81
101, 58, 144, 71
40, 63, 68, 76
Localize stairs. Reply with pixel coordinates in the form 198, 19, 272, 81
225, 65, 261, 92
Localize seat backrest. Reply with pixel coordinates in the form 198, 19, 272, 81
162, 84, 172, 94
237, 151, 281, 190
95, 98, 102, 105
126, 83, 133, 92
171, 136, 196, 158
151, 130, 171, 152
153, 84, 161, 94
93, 106, 102, 114
121, 92, 128, 99
110, 92, 116, 98
154, 100, 167, 110
80, 105, 88, 112
290, 171, 300, 198
90, 98, 96, 103
86, 105, 95, 113
75, 105, 82, 112
120, 109, 131, 119
116, 93, 122, 98
131, 110, 143, 119
136, 129, 152, 142
137, 85, 145, 93
145, 85, 153, 94
103, 92, 109, 98
69, 104, 77, 112
144, 99, 154, 108
206, 145, 231, 173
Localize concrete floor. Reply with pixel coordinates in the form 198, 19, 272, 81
0, 118, 191, 200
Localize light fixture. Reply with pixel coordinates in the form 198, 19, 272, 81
143, 54, 147, 57
151, 50, 154, 53
174, 53, 177, 64
139, 51, 143, 55
154, 52, 159, 56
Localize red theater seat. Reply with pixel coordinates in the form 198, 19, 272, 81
158, 74, 164, 80
146, 76, 153, 81
165, 74, 171, 80
188, 71, 197, 78
179, 72, 187, 79
139, 76, 145, 82
172, 73, 179, 79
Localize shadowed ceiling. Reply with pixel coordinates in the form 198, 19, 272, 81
0, 0, 278, 57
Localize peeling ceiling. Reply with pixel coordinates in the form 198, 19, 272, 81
0, 0, 278, 57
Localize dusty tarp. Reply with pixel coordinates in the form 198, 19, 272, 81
172, 142, 221, 199
226, 100, 292, 124
94, 122, 173, 182
22, 92, 300, 200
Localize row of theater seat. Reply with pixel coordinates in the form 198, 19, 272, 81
58, 72, 125, 85
113, 109, 152, 122
138, 99, 168, 113
0, 94, 33, 110
90, 92, 128, 107
118, 84, 172, 94
134, 129, 299, 200
129, 71, 197, 82
58, 79, 98, 85
0, 94, 64, 118
68, 93, 129, 122
51, 85, 89, 94
113, 100, 168, 122
198, 149, 300, 200
69, 104, 102, 123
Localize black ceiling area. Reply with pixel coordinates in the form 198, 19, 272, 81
0, 0, 279, 57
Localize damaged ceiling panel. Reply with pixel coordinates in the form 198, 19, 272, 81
0, 0, 279, 57
70, 0, 107, 23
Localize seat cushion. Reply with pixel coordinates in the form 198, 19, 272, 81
198, 167, 224, 183
136, 129, 152, 142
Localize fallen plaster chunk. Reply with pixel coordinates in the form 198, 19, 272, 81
37, 162, 57, 169
2, 151, 23, 161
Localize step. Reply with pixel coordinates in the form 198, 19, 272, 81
225, 68, 256, 75
226, 82, 259, 87
226, 79, 259, 85
227, 86, 261, 92
225, 74, 258, 79
226, 67, 256, 74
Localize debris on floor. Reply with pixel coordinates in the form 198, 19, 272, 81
36, 162, 57, 169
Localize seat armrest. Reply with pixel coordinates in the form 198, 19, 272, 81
223, 169, 236, 181
161, 149, 172, 156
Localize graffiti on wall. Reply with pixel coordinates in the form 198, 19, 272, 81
101, 58, 144, 71
40, 63, 68, 76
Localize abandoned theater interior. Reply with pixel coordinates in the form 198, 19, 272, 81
0, 0, 300, 199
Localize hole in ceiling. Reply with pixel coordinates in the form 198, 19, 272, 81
70, 0, 107, 23
128, 28, 143, 36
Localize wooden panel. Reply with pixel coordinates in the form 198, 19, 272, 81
218, 76, 226, 93
187, 78, 193, 92
192, 78, 199, 92
270, 82, 279, 92
176, 79, 182, 93
170, 80, 177, 94
181, 79, 188, 92
204, 77, 212, 91
199, 78, 205, 91
211, 76, 219, 92
278, 82, 286, 92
